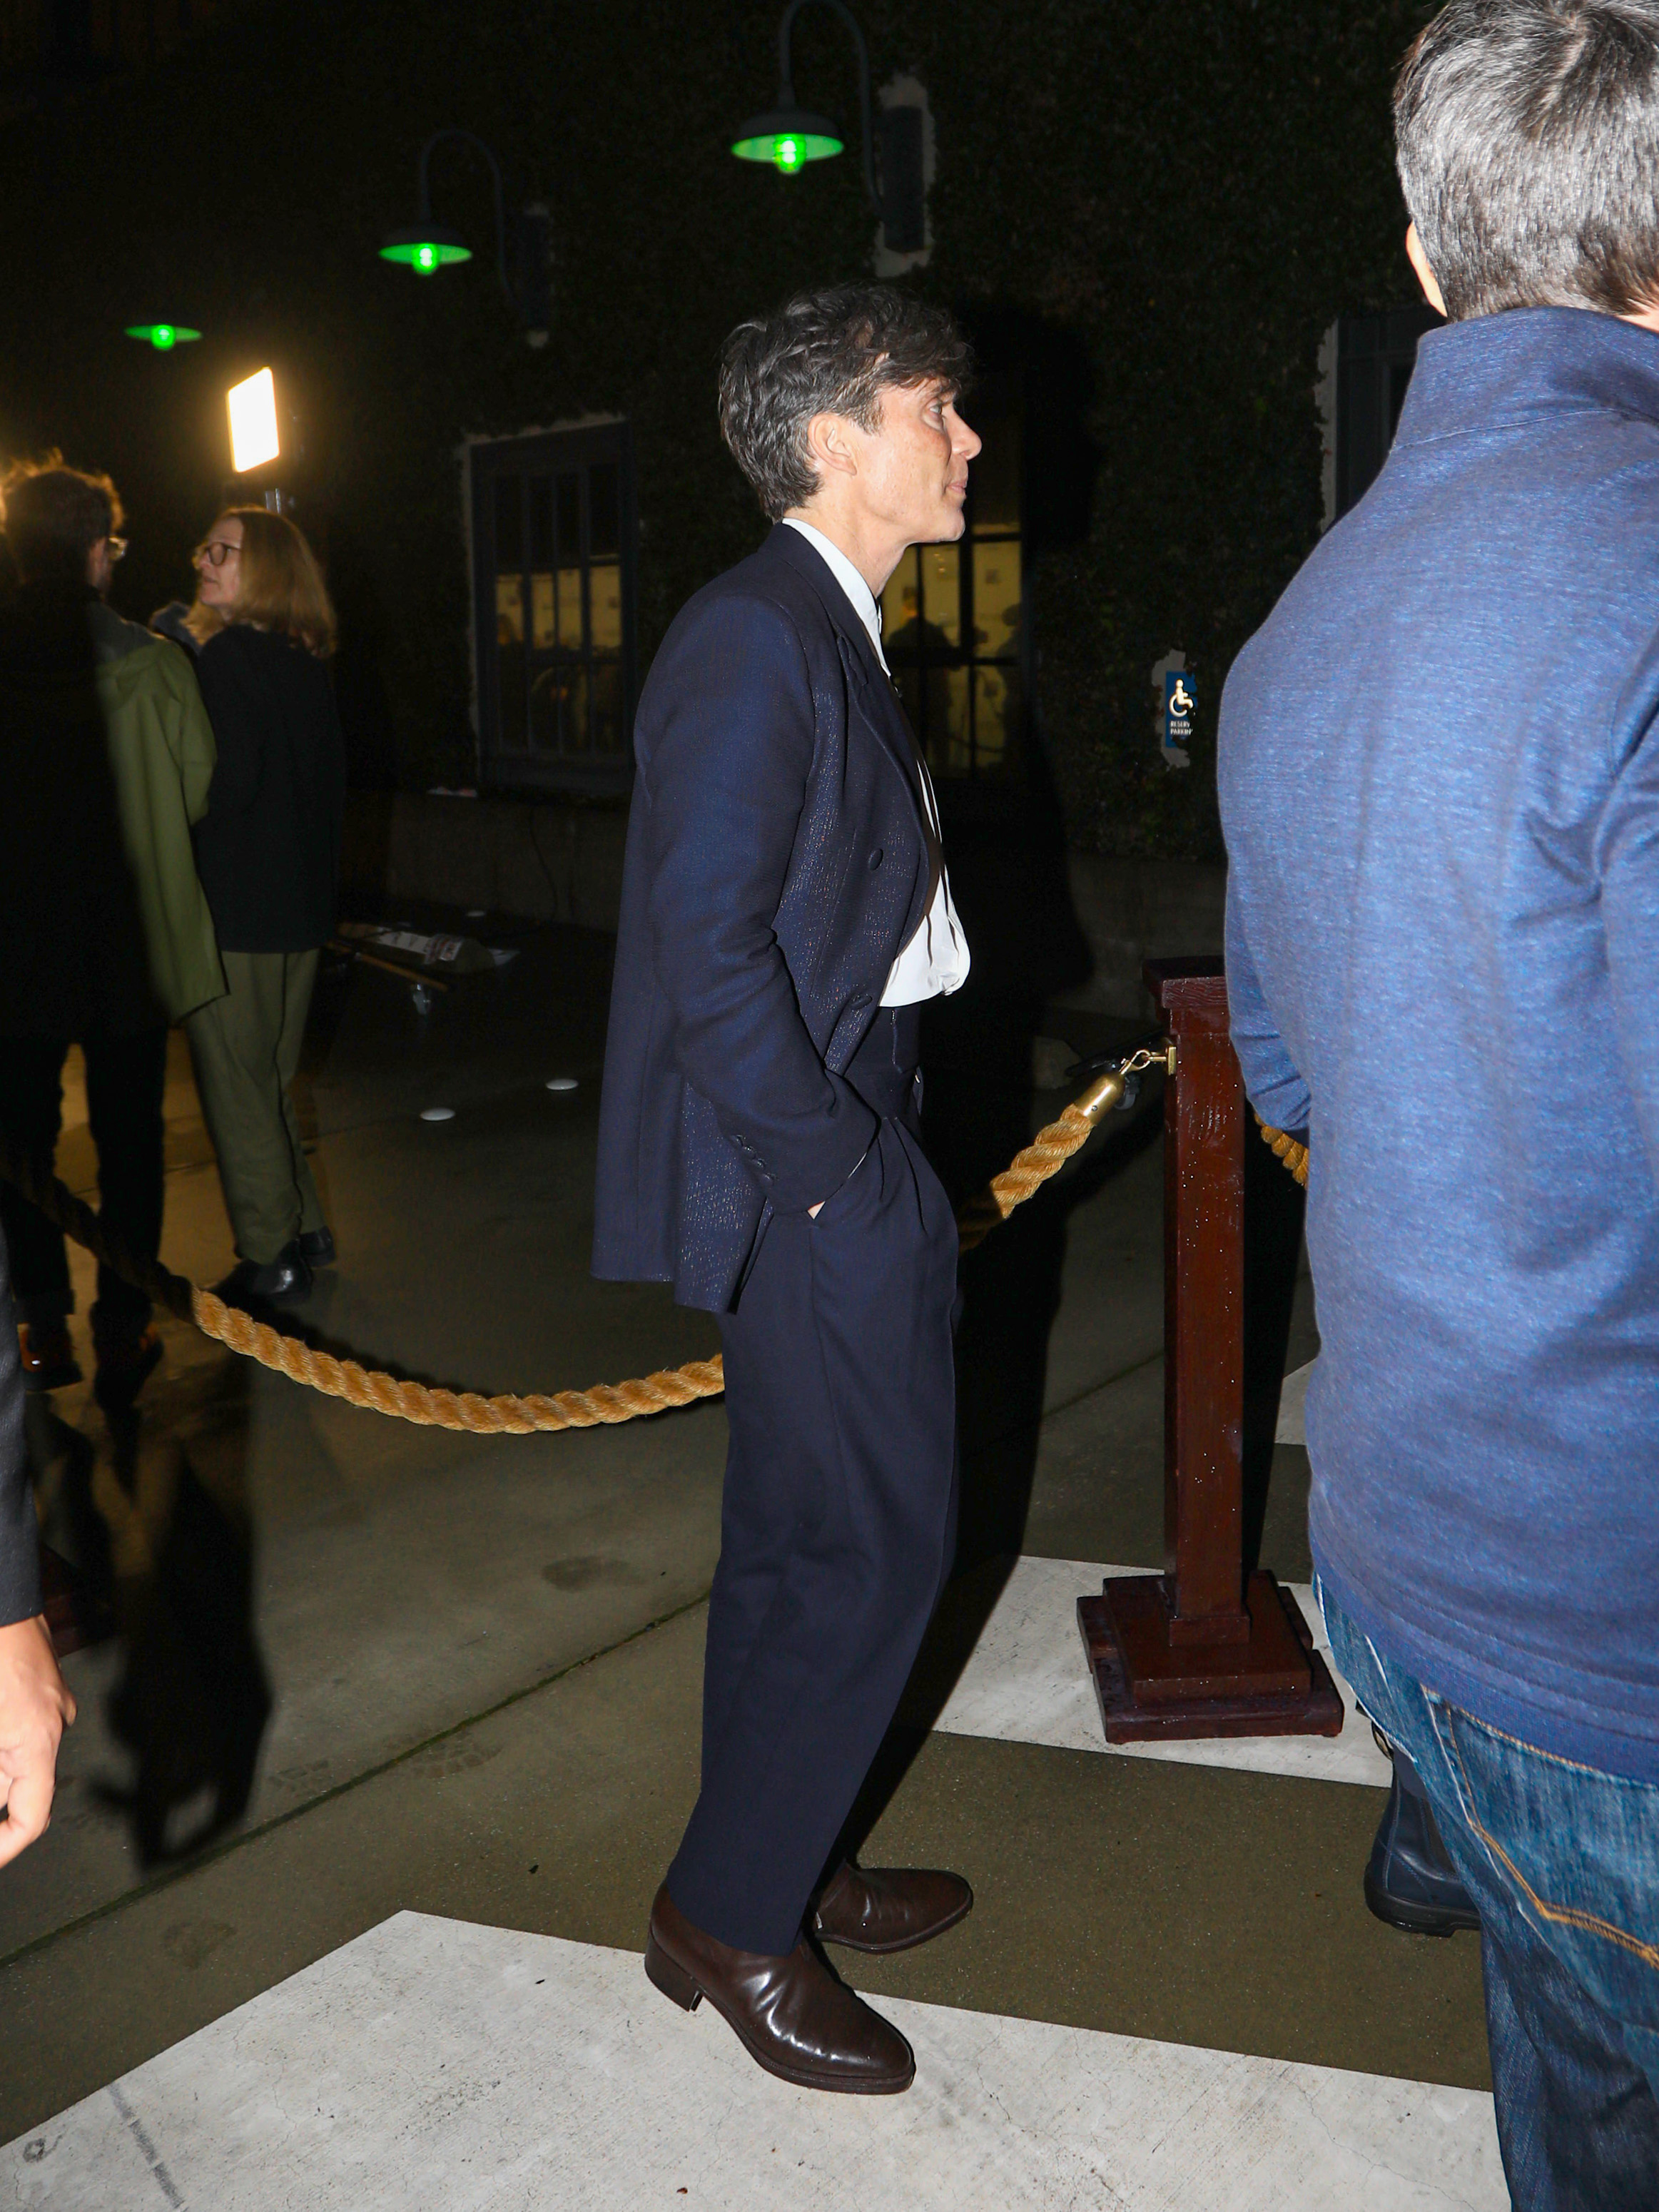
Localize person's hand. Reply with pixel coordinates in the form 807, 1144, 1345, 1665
0, 1615, 76, 1869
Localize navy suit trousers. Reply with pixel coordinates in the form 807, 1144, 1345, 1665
666, 1099, 959, 1955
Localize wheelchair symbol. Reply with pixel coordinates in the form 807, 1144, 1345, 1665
1169, 679, 1194, 717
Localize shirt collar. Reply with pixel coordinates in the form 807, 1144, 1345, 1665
781, 517, 888, 673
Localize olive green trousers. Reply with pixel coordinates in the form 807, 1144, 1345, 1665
186, 948, 326, 1265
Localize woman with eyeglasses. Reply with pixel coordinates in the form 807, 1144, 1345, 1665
177, 508, 346, 1311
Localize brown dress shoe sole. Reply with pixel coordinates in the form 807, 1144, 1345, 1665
644, 1933, 914, 2096
813, 1889, 974, 1955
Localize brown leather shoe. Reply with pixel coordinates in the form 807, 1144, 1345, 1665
644, 1884, 914, 2094
812, 1862, 973, 1954
18, 1324, 82, 1394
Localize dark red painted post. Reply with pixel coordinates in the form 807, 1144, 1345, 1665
1077, 956, 1344, 1742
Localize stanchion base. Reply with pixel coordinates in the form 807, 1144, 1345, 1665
1077, 1571, 1344, 1743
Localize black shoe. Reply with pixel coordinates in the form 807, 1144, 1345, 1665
211, 1243, 313, 1312
1364, 1745, 1481, 1937
299, 1226, 336, 1267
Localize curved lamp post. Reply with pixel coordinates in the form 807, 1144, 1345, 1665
731, 0, 876, 200
380, 128, 509, 291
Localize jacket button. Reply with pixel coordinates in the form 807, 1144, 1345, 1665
867, 848, 883, 871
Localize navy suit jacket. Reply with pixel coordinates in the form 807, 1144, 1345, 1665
592, 523, 934, 1311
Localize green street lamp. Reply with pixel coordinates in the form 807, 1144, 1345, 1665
379, 228, 472, 277
125, 323, 203, 351
380, 130, 507, 290
731, 0, 875, 198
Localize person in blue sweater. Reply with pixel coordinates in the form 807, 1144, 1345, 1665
1219, 6, 1659, 2204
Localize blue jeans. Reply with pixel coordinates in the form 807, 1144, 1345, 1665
1318, 1580, 1659, 2211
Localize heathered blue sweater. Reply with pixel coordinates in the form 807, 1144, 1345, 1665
1220, 308, 1659, 1782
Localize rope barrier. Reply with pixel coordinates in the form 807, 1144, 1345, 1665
0, 1053, 1152, 1434
1257, 1120, 1309, 1187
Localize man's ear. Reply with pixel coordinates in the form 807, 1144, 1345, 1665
1406, 222, 1448, 318
802, 411, 860, 483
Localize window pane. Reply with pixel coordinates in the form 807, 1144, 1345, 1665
591, 659, 625, 754
881, 552, 919, 652
494, 474, 524, 569
589, 462, 619, 557
531, 572, 556, 649
530, 661, 584, 754
973, 539, 1022, 660
496, 577, 527, 749
973, 664, 1021, 774
557, 567, 584, 649
919, 544, 960, 649
529, 477, 553, 567
969, 417, 1020, 532
938, 666, 971, 776
555, 472, 580, 558
589, 559, 622, 652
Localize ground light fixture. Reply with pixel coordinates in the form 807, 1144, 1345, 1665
125, 323, 202, 350
227, 367, 281, 475
732, 0, 871, 188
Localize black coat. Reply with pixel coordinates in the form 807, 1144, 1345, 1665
592, 524, 934, 1312
193, 625, 345, 953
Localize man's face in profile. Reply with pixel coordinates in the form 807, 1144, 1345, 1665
851, 378, 980, 550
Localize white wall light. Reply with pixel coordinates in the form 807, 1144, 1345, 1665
228, 367, 280, 473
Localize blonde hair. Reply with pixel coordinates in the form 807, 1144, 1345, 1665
185, 505, 336, 657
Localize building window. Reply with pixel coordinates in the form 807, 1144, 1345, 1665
469, 421, 636, 792
880, 377, 1023, 778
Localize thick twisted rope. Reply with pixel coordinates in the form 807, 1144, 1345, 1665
1257, 1121, 1309, 1187
0, 1057, 1142, 1433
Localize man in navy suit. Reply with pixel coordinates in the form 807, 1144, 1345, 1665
594, 286, 980, 2093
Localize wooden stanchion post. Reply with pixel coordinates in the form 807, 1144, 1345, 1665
1077, 957, 1344, 1741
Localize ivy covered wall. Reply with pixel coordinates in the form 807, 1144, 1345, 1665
0, 0, 1434, 854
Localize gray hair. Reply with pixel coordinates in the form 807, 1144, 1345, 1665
719, 284, 972, 520
1396, 0, 1659, 319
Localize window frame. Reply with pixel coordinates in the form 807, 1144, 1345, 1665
467, 420, 638, 794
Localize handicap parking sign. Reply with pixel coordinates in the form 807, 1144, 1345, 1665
1163, 670, 1195, 764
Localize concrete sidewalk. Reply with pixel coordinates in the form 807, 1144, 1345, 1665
0, 898, 1488, 2178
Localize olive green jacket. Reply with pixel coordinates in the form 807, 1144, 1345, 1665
89, 604, 227, 1024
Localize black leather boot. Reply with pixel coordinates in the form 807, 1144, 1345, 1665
211, 1242, 313, 1312
1364, 1740, 1481, 1937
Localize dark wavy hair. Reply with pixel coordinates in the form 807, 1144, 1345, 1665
1, 454, 123, 584
719, 284, 973, 519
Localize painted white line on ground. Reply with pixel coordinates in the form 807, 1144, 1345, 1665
935, 1556, 1393, 1787
1, 1913, 1503, 2212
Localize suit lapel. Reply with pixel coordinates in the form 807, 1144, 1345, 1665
767, 524, 931, 842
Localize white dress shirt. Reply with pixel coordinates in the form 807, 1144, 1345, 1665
781, 518, 972, 1006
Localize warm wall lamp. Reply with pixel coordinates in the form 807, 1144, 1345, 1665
380, 128, 552, 340
125, 323, 202, 350
731, 1, 925, 253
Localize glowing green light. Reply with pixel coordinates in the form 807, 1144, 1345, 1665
125, 323, 202, 350
731, 130, 843, 170
379, 237, 473, 275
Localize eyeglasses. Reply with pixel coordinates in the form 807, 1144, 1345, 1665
195, 539, 240, 568
105, 535, 127, 562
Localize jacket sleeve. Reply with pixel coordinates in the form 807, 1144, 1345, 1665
1225, 876, 1313, 1135
642, 594, 878, 1214
161, 649, 218, 824
0, 1224, 41, 1630
1597, 706, 1659, 1186
194, 634, 266, 818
